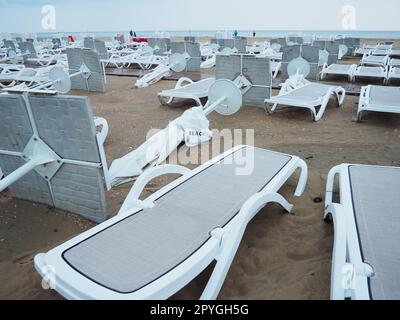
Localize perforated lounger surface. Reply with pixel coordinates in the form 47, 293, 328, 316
349, 166, 400, 300
369, 86, 400, 107
277, 83, 335, 103
63, 147, 292, 293
162, 78, 215, 96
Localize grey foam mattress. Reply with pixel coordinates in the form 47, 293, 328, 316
349, 165, 400, 300
63, 147, 292, 293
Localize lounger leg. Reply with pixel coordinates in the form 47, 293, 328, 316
158, 94, 173, 106
200, 192, 293, 300
324, 165, 341, 221
294, 159, 308, 197
356, 111, 363, 122
356, 86, 368, 123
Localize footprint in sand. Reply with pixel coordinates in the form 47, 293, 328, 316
13, 252, 35, 266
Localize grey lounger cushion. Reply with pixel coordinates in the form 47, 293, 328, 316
63, 147, 292, 293
349, 165, 400, 300
369, 86, 400, 107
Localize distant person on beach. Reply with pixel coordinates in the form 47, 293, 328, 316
130, 30, 133, 37
253, 31, 256, 37
233, 30, 238, 38
134, 31, 137, 37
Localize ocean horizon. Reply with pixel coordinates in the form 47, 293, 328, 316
20, 29, 400, 40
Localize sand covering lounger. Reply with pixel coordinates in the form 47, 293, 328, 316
264, 78, 346, 121
324, 164, 400, 300
158, 77, 216, 106
320, 63, 357, 81
34, 145, 308, 299
356, 85, 400, 121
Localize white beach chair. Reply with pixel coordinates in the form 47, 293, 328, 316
324, 164, 400, 300
0, 63, 24, 74
158, 77, 216, 106
264, 78, 346, 122
389, 58, 400, 67
356, 85, 400, 121
360, 54, 389, 67
388, 66, 400, 83
354, 47, 372, 56
34, 145, 308, 300
0, 66, 51, 88
353, 66, 388, 84
320, 63, 357, 82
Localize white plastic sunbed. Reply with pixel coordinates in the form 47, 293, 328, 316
388, 66, 400, 83
356, 85, 400, 121
353, 66, 388, 84
264, 81, 346, 122
34, 145, 308, 300
320, 63, 357, 82
158, 77, 216, 106
360, 54, 389, 67
324, 164, 400, 300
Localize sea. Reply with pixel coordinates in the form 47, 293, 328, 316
32, 30, 400, 40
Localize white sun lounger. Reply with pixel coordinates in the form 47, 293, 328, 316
360, 55, 389, 67
354, 48, 372, 56
158, 77, 216, 106
34, 145, 308, 300
356, 85, 400, 121
320, 63, 357, 81
264, 82, 346, 122
389, 58, 400, 67
353, 66, 388, 84
0, 67, 51, 88
388, 66, 400, 83
324, 164, 400, 300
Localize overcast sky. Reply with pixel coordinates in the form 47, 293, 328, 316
0, 0, 399, 33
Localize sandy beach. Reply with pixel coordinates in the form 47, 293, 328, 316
1, 37, 400, 300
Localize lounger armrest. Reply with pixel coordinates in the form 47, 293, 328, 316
201, 191, 294, 299
93, 117, 109, 145
175, 77, 194, 89
118, 164, 191, 215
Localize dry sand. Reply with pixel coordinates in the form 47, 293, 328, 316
1, 38, 400, 300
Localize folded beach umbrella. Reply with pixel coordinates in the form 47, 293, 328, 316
109, 106, 212, 186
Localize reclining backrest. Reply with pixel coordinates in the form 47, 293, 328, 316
216, 54, 271, 107
0, 94, 108, 222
